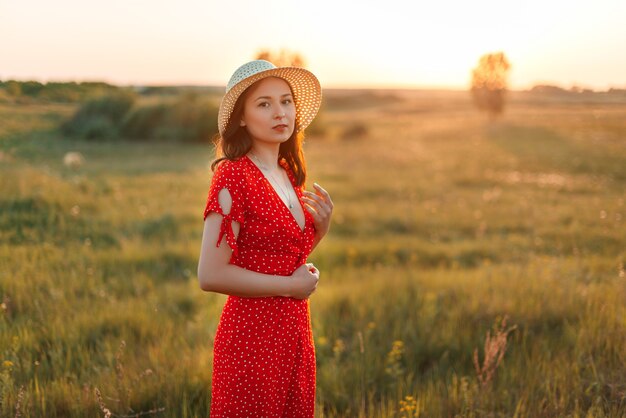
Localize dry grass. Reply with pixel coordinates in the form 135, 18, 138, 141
473, 316, 517, 388
1, 90, 626, 416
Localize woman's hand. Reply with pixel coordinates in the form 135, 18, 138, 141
302, 183, 333, 243
288, 263, 320, 299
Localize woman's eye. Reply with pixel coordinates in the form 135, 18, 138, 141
282, 99, 292, 105
258, 102, 269, 108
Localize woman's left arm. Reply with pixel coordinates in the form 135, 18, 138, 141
302, 182, 334, 251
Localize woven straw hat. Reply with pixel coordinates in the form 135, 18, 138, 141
217, 60, 322, 136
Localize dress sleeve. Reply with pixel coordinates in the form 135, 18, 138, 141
203, 161, 246, 256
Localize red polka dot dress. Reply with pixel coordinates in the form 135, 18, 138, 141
203, 155, 317, 417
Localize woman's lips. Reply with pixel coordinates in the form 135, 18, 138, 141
273, 124, 288, 131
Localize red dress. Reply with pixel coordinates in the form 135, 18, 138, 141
203, 155, 317, 417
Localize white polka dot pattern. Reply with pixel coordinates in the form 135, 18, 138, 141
218, 60, 322, 136
203, 155, 317, 417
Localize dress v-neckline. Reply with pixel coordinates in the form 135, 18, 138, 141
244, 155, 307, 233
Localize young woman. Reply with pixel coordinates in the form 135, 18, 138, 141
197, 60, 333, 417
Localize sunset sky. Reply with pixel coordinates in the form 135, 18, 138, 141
2, 0, 625, 90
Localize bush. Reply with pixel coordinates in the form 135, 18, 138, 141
62, 92, 136, 139
0, 89, 12, 103
77, 92, 135, 123
120, 104, 168, 140
61, 91, 219, 142
121, 93, 218, 142
19, 81, 45, 96
37, 82, 83, 102
2, 81, 22, 96
72, 115, 118, 140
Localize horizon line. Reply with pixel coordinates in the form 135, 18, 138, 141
2, 77, 625, 93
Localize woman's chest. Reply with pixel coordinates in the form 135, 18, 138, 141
240, 189, 314, 251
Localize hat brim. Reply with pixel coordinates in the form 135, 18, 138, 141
218, 67, 322, 136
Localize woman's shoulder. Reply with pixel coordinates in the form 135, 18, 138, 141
214, 156, 249, 175
212, 156, 257, 186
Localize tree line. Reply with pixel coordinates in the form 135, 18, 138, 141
0, 80, 121, 102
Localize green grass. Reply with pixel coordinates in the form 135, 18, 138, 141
1, 92, 625, 417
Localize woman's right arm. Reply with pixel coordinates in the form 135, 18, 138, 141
197, 189, 319, 299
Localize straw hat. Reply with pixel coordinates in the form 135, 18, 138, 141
218, 60, 322, 136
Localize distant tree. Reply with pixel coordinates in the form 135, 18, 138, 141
0, 80, 120, 102
608, 88, 626, 95
470, 52, 511, 119
569, 85, 594, 94
529, 84, 568, 94
255, 48, 306, 68
3, 80, 22, 96
20, 81, 45, 96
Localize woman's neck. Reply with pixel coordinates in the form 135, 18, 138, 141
248, 144, 281, 171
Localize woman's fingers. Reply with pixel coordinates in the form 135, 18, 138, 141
303, 190, 324, 204
302, 182, 333, 218
302, 263, 319, 296
303, 189, 330, 205
302, 197, 322, 216
302, 196, 328, 214
302, 194, 331, 216
302, 200, 325, 223
313, 183, 334, 209
305, 263, 318, 274
304, 207, 322, 225
302, 183, 333, 242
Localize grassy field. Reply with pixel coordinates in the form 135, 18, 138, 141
1, 89, 625, 417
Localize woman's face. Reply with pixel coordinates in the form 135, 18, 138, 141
240, 77, 296, 146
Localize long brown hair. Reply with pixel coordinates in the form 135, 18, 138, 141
210, 79, 307, 187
